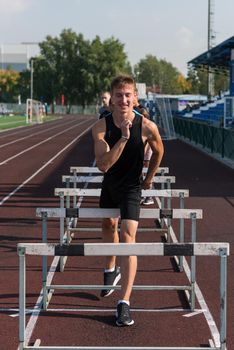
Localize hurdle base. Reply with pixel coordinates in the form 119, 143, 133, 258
32, 339, 41, 347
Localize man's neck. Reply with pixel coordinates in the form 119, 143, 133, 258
112, 110, 134, 122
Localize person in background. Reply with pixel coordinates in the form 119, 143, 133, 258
92, 74, 164, 327
99, 91, 111, 118
141, 142, 154, 205
134, 95, 154, 205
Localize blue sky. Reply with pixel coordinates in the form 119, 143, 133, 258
0, 0, 233, 75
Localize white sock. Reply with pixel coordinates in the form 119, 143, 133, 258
118, 300, 130, 306
104, 266, 115, 273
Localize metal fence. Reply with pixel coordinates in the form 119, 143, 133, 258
174, 116, 234, 161
0, 103, 97, 116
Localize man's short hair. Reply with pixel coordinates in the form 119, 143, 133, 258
110, 75, 136, 93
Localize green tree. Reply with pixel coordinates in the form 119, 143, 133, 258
186, 66, 229, 96
186, 66, 200, 94
134, 55, 184, 94
32, 29, 131, 111
214, 71, 229, 95
0, 69, 20, 102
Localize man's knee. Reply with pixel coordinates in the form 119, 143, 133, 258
119, 219, 138, 243
102, 218, 118, 233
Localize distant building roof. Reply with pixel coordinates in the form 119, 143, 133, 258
188, 36, 234, 70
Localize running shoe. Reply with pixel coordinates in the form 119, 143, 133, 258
100, 266, 121, 297
142, 197, 154, 205
116, 302, 134, 326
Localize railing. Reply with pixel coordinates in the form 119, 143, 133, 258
173, 116, 234, 161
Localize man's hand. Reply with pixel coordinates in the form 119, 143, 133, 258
141, 178, 153, 190
120, 119, 132, 139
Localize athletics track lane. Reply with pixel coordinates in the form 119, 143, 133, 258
0, 115, 96, 349
0, 116, 233, 349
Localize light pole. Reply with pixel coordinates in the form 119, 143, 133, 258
21, 42, 39, 122
30, 58, 33, 122
207, 0, 215, 100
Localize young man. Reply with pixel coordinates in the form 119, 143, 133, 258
92, 75, 164, 326
99, 91, 111, 117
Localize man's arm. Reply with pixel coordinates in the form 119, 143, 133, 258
141, 120, 164, 189
92, 119, 129, 173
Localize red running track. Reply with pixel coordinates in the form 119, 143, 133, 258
0, 114, 233, 349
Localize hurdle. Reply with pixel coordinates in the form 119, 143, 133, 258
17, 242, 229, 350
36, 208, 202, 310
53, 169, 179, 272
61, 175, 176, 208
55, 188, 189, 233
68, 166, 171, 209
53, 186, 190, 273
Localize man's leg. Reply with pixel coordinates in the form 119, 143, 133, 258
119, 219, 138, 301
101, 218, 121, 297
116, 219, 138, 326
102, 218, 119, 269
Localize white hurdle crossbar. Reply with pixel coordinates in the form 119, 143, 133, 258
18, 242, 229, 350
62, 175, 175, 184
70, 166, 169, 174
36, 207, 202, 219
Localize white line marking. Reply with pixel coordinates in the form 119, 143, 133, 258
0, 118, 76, 149
183, 310, 205, 317
0, 119, 89, 165
0, 117, 64, 139
6, 307, 206, 317
0, 123, 93, 207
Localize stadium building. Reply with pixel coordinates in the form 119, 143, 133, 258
0, 43, 40, 72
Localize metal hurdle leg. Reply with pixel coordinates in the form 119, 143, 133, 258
18, 247, 26, 350
72, 168, 77, 208
42, 212, 48, 310
190, 213, 197, 311
59, 192, 65, 272
178, 192, 185, 272
220, 247, 227, 350
159, 170, 165, 229
166, 178, 172, 210
65, 178, 72, 244
165, 180, 172, 243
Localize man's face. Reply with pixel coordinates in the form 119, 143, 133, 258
101, 93, 110, 106
111, 84, 135, 116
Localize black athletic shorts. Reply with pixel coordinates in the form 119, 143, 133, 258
99, 181, 141, 221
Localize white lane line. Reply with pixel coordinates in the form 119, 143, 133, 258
8, 307, 205, 317
183, 310, 205, 317
0, 117, 65, 139
0, 123, 93, 206
0, 118, 77, 149
0, 119, 90, 165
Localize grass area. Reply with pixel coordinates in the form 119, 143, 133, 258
0, 115, 61, 131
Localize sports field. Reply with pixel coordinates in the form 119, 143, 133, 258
0, 115, 61, 130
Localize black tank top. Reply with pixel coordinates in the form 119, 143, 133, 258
103, 113, 144, 189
